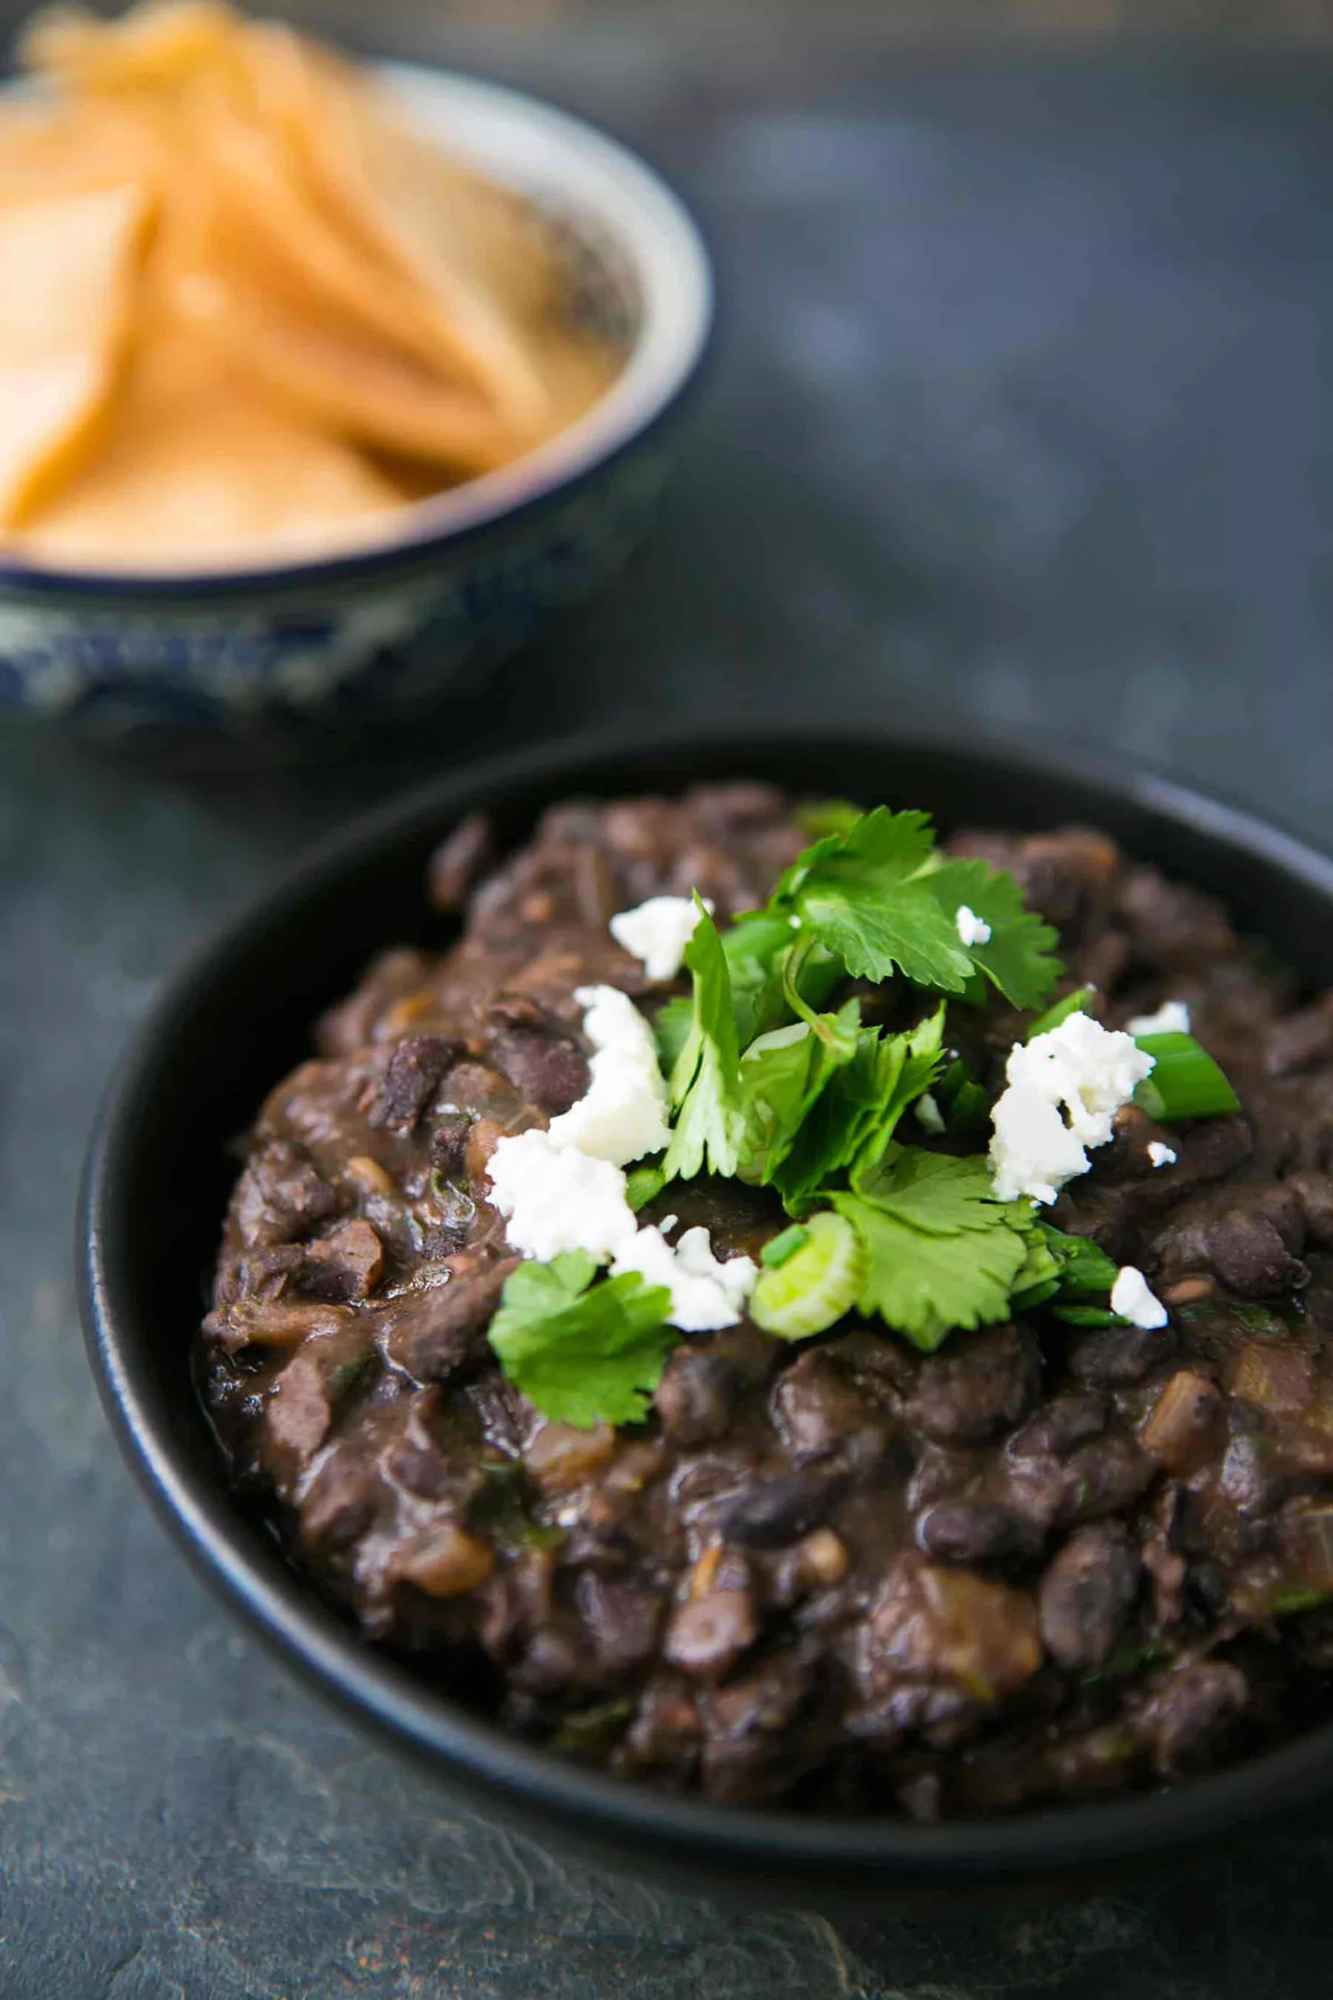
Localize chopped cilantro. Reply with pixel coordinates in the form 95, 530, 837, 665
661, 901, 748, 1184
488, 1252, 674, 1428
776, 807, 975, 993
652, 995, 693, 1072
736, 999, 861, 1187
919, 858, 1062, 1010
828, 1145, 1030, 1352
770, 1006, 947, 1212
723, 910, 840, 1046
769, 805, 1062, 1006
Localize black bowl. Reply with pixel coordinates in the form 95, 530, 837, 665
78, 724, 1333, 1905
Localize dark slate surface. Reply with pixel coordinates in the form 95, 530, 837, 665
5, 35, 1333, 2000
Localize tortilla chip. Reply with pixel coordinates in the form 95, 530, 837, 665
0, 180, 155, 527
13, 332, 406, 567
21, 1, 246, 97
0, 0, 625, 567
183, 86, 488, 390
0, 97, 164, 206
246, 26, 552, 427
175, 269, 529, 474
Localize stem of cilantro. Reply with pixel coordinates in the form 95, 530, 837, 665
782, 933, 841, 1045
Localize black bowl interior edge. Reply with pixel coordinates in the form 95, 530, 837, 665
80, 723, 1333, 1892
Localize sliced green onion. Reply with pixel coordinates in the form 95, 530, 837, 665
625, 1165, 666, 1212
1027, 985, 1098, 1039
1012, 1277, 1062, 1312
1133, 1031, 1240, 1122
750, 1210, 866, 1340
1052, 1304, 1129, 1328
760, 1224, 812, 1270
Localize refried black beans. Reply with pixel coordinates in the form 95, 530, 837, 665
198, 785, 1333, 1817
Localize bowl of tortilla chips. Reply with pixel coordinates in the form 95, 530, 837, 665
0, 2, 712, 733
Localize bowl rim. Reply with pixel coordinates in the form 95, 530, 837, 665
78, 721, 1333, 1884
0, 58, 714, 601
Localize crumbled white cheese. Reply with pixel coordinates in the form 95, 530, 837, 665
915, 1090, 946, 1136
611, 1223, 758, 1332
546, 984, 672, 1166
609, 895, 715, 982
486, 1129, 639, 1262
490, 977, 757, 1336
990, 1011, 1156, 1204
1147, 1141, 1178, 1169
1127, 998, 1191, 1037
955, 904, 992, 947
990, 1087, 1097, 1206
1111, 1264, 1169, 1330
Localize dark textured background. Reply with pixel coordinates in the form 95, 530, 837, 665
5, 8, 1333, 1994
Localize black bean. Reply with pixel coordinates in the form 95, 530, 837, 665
577, 1575, 664, 1673
1137, 1662, 1249, 1774
902, 1324, 1041, 1446
1067, 1322, 1175, 1387
916, 1500, 1042, 1567
373, 1035, 461, 1130
1009, 1392, 1108, 1461
1065, 1434, 1155, 1522
715, 1466, 848, 1549
1206, 1211, 1307, 1298
773, 1350, 879, 1457
664, 1591, 757, 1681
1039, 1525, 1141, 1669
430, 1112, 473, 1178
654, 1349, 740, 1446
377, 1260, 518, 1382
483, 994, 589, 1114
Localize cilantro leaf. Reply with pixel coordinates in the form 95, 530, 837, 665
920, 857, 1062, 1010
825, 1141, 1029, 1350
799, 879, 973, 993
488, 1253, 675, 1427
652, 995, 693, 1072
722, 911, 842, 1046
830, 1190, 1029, 1351
824, 1192, 1020, 1352
662, 902, 747, 1183
773, 805, 937, 906
768, 806, 1062, 1006
850, 1141, 1003, 1230
772, 806, 973, 991
852, 1004, 948, 1184
737, 1000, 861, 1185
770, 1007, 947, 1212
772, 809, 971, 993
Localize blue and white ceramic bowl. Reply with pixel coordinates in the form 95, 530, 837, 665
0, 62, 713, 736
